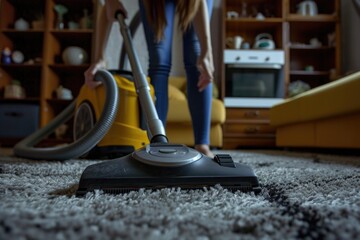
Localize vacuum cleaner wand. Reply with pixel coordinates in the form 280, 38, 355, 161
116, 12, 167, 144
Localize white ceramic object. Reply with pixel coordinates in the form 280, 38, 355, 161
14, 18, 30, 30
253, 33, 275, 50
4, 85, 26, 99
297, 0, 318, 16
56, 85, 73, 100
11, 50, 24, 63
62, 46, 88, 65
227, 11, 239, 19
226, 36, 243, 49
68, 21, 79, 30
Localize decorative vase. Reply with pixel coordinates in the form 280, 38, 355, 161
54, 4, 68, 29
4, 80, 26, 99
1, 47, 12, 64
62, 46, 88, 65
80, 9, 91, 29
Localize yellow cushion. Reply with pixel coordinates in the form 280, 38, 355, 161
168, 84, 186, 100
167, 99, 192, 123
270, 71, 360, 126
169, 76, 186, 92
167, 98, 225, 124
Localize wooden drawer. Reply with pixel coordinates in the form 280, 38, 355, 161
224, 123, 275, 136
226, 108, 270, 121
223, 107, 275, 147
223, 137, 275, 149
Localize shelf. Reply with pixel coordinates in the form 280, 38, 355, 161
0, 64, 42, 79
49, 64, 90, 72
52, 0, 93, 8
225, 0, 284, 20
226, 18, 283, 30
287, 14, 338, 22
0, 63, 42, 69
51, 29, 93, 35
50, 30, 93, 43
0, 98, 40, 104
290, 70, 329, 76
3, 0, 44, 6
289, 45, 336, 50
46, 99, 73, 105
46, 99, 74, 115
225, 17, 284, 48
1, 30, 44, 44
226, 18, 283, 23
0, 64, 42, 78
289, 21, 336, 32
1, 29, 44, 34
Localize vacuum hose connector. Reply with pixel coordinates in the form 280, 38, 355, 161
13, 70, 119, 160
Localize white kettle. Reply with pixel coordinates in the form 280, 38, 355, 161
253, 33, 275, 50
297, 0, 318, 16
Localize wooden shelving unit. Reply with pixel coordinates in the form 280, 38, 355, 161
221, 0, 341, 149
0, 0, 99, 145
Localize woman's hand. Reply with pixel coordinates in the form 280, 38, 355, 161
106, 0, 127, 20
197, 52, 214, 92
192, 0, 214, 92
84, 60, 106, 89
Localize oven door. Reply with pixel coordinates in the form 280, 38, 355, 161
225, 64, 285, 108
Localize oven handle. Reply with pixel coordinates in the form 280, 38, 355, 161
226, 64, 282, 69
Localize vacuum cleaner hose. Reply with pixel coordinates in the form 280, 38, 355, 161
13, 70, 119, 160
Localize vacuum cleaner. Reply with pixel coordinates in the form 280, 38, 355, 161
14, 13, 261, 195
73, 70, 153, 158
13, 70, 150, 160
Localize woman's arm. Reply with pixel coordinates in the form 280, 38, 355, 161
192, 0, 214, 92
84, 0, 127, 88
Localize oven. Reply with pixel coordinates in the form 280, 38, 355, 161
224, 50, 285, 108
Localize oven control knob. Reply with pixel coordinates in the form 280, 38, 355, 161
265, 57, 270, 62
235, 56, 241, 61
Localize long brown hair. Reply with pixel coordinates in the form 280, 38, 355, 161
143, 0, 200, 42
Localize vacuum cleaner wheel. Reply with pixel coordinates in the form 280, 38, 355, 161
73, 101, 95, 141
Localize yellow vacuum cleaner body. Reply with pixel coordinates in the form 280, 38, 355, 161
74, 71, 154, 155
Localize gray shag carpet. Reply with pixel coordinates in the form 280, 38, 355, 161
0, 148, 359, 240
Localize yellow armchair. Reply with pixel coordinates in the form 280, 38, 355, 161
270, 71, 360, 149
166, 76, 226, 148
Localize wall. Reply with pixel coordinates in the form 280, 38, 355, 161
341, 0, 360, 74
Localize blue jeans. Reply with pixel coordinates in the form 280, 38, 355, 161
139, 0, 213, 145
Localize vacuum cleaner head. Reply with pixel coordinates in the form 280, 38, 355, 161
77, 143, 261, 196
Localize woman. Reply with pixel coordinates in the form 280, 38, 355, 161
84, 0, 214, 157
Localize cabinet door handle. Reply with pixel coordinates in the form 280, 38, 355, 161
244, 110, 260, 118
244, 126, 259, 133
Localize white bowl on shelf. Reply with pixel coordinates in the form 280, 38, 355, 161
14, 18, 30, 30
62, 46, 88, 65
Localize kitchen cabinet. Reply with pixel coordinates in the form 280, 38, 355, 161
221, 0, 341, 148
